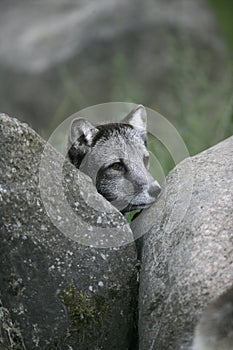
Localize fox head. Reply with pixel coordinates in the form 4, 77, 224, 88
67, 105, 161, 214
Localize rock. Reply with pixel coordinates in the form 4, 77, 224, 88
0, 114, 138, 349
0, 297, 26, 350
0, 0, 231, 133
131, 136, 233, 350
192, 285, 233, 350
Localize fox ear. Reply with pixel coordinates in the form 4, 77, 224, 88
122, 105, 147, 132
69, 118, 98, 145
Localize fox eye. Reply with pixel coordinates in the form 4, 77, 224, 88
110, 162, 126, 172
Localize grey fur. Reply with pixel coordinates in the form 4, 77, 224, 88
67, 105, 161, 213
193, 286, 233, 350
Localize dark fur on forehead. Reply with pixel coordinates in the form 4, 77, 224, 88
91, 123, 132, 146
68, 122, 147, 169
92, 123, 147, 147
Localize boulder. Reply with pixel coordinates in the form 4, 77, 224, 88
0, 114, 138, 349
132, 136, 233, 350
0, 0, 231, 133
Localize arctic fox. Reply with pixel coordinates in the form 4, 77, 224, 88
67, 105, 161, 213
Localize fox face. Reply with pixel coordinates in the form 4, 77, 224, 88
67, 105, 161, 213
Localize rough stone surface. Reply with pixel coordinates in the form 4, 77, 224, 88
132, 136, 233, 350
0, 114, 138, 349
0, 0, 231, 132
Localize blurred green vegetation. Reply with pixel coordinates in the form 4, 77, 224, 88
209, 0, 233, 58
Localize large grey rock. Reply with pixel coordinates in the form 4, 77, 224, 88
0, 0, 231, 133
0, 114, 138, 349
132, 136, 233, 350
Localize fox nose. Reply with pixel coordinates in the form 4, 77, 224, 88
148, 181, 161, 198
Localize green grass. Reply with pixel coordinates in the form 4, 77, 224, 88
209, 0, 233, 58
